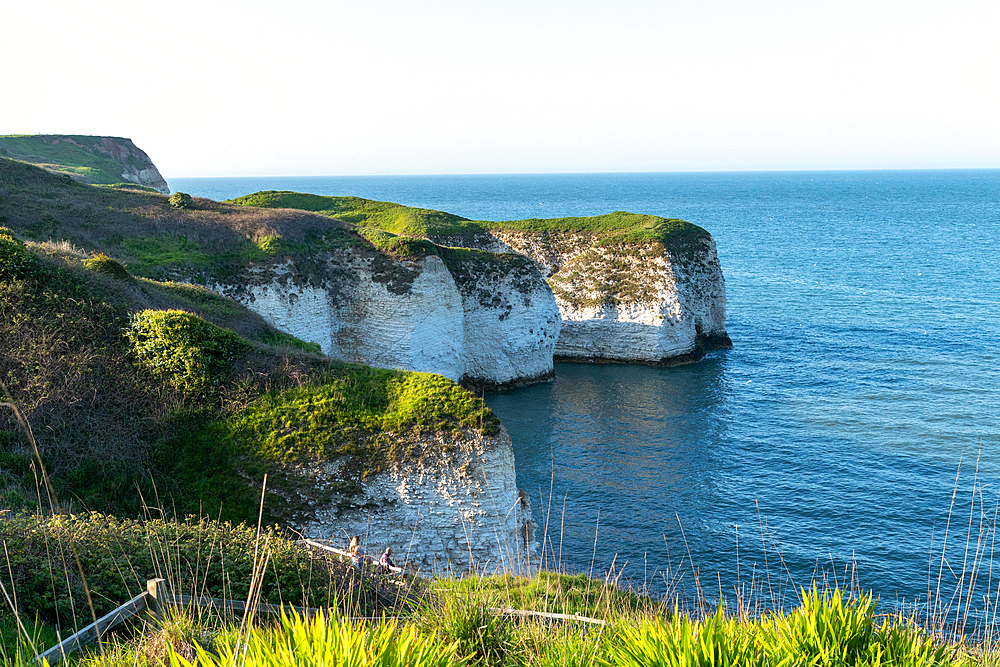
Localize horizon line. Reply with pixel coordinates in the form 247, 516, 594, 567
166, 166, 1000, 180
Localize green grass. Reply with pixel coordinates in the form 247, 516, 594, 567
434, 572, 660, 622
11, 579, 978, 667
168, 611, 464, 667
226, 367, 498, 465
0, 500, 988, 667
227, 191, 475, 237
227, 192, 710, 256
0, 157, 343, 285
115, 234, 306, 278
603, 587, 959, 667
0, 512, 382, 629
255, 329, 323, 354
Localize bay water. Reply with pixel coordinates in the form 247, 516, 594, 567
170, 171, 1000, 616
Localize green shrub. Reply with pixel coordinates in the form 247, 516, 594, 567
83, 252, 131, 281
169, 192, 194, 209
760, 586, 876, 665
0, 227, 36, 282
757, 587, 956, 667
125, 309, 250, 395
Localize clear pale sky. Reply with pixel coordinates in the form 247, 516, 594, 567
4, 0, 998, 177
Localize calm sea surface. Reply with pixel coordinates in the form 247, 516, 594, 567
170, 171, 1000, 614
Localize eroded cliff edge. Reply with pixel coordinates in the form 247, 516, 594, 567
0, 164, 540, 574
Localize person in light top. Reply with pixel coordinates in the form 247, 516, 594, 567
349, 535, 367, 569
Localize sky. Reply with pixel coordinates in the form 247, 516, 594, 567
3, 0, 999, 177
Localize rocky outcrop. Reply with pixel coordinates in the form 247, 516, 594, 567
297, 427, 537, 575
212, 245, 561, 389
434, 227, 731, 365
89, 137, 170, 195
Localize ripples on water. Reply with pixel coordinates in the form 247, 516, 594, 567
172, 170, 1000, 614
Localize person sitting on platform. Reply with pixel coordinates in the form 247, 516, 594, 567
378, 546, 395, 574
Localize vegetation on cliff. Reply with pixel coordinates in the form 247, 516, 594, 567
229, 191, 716, 311
227, 191, 711, 256
229, 191, 473, 237
0, 157, 502, 526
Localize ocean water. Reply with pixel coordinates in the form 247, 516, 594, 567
170, 170, 1000, 615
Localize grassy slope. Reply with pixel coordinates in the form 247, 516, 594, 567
0, 135, 152, 186
0, 159, 498, 526
228, 190, 711, 252
0, 157, 429, 287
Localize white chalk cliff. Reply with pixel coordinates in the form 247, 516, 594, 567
212, 245, 561, 389
297, 427, 537, 575
433, 228, 731, 365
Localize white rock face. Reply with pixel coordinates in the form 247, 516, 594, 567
471, 229, 730, 364
213, 249, 560, 388
297, 428, 537, 575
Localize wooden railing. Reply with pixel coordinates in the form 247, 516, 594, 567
36, 579, 331, 666
37, 591, 150, 666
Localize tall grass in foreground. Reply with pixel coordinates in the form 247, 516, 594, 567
165, 610, 464, 667
603, 587, 957, 667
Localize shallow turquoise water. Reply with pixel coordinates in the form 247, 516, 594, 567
172, 170, 1000, 614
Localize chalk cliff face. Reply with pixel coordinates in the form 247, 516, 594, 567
212, 245, 561, 389
297, 427, 537, 575
90, 136, 171, 195
433, 229, 731, 365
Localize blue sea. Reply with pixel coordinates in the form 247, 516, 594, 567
170, 171, 1000, 618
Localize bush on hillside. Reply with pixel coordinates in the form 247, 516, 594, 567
0, 227, 36, 282
83, 252, 131, 281
169, 192, 194, 209
125, 309, 250, 396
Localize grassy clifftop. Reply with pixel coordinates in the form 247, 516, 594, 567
0, 160, 499, 525
230, 191, 474, 237
0, 156, 357, 284
229, 190, 711, 251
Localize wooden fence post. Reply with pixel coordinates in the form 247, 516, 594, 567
146, 579, 168, 623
